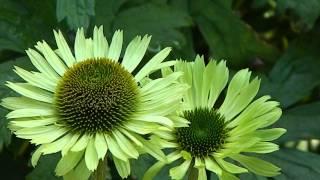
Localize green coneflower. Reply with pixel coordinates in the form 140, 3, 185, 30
1, 26, 187, 179
144, 56, 286, 180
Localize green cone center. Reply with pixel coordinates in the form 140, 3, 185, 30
55, 58, 139, 134
175, 108, 229, 157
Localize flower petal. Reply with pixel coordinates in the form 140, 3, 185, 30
170, 159, 191, 180
107, 30, 123, 61
122, 35, 151, 72
231, 154, 280, 177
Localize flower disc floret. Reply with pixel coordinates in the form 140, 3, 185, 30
55, 58, 139, 134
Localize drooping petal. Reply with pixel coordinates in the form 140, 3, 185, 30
113, 156, 131, 179
170, 159, 191, 180
55, 151, 84, 176
85, 137, 99, 171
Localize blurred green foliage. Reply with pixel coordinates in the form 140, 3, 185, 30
0, 0, 320, 179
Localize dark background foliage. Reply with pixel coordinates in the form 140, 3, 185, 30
0, 0, 320, 179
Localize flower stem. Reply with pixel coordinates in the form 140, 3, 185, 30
93, 158, 107, 180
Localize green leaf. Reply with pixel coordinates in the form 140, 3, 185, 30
191, 0, 279, 66
112, 3, 192, 50
94, 0, 126, 35
277, 0, 320, 31
26, 153, 61, 180
0, 0, 57, 53
274, 102, 320, 143
0, 57, 33, 151
56, 0, 95, 31
239, 148, 320, 180
259, 32, 320, 108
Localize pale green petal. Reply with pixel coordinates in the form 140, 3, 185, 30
1, 97, 52, 110
62, 133, 80, 156
31, 145, 44, 166
150, 135, 179, 148
6, 108, 54, 119
134, 135, 166, 161
35, 41, 67, 76
112, 130, 139, 159
259, 108, 282, 128
204, 157, 222, 176
30, 127, 68, 145
107, 30, 123, 61
143, 161, 166, 180
85, 137, 99, 171
221, 77, 260, 120
42, 133, 72, 154
118, 127, 143, 147
14, 66, 56, 92
134, 47, 171, 82
254, 128, 286, 141
149, 60, 176, 75
140, 72, 182, 94
71, 134, 89, 152
192, 55, 205, 107
104, 134, 128, 161
228, 96, 271, 128
207, 60, 229, 108
170, 159, 191, 180
152, 130, 176, 141
167, 151, 183, 162
6, 82, 53, 103
231, 154, 280, 177
194, 157, 205, 168
113, 156, 130, 179
56, 151, 84, 176
11, 117, 56, 128
168, 115, 189, 127
53, 30, 76, 67
122, 35, 151, 72
219, 69, 251, 118
134, 115, 173, 127
124, 121, 161, 135
74, 28, 86, 61
84, 38, 93, 59
244, 142, 279, 153
15, 125, 58, 137
231, 108, 282, 136
26, 48, 59, 79
217, 137, 260, 158
175, 61, 194, 108
94, 133, 108, 159
220, 171, 240, 180
161, 66, 174, 78
63, 158, 91, 180
93, 26, 109, 58
198, 167, 207, 180
215, 158, 247, 174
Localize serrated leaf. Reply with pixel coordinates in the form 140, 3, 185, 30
56, 0, 95, 31
191, 0, 279, 66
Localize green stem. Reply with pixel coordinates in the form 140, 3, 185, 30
93, 158, 107, 180
188, 160, 197, 180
